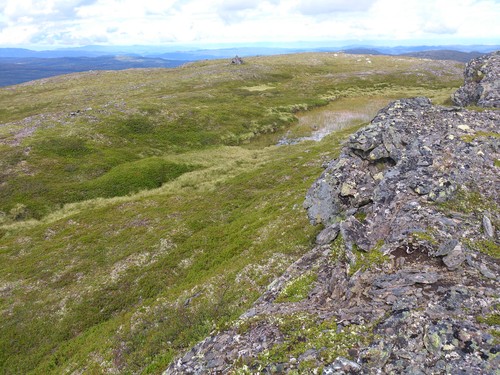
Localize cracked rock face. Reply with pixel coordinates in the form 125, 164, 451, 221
452, 51, 500, 108
304, 97, 499, 252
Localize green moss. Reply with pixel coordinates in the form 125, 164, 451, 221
411, 229, 439, 245
354, 211, 367, 222
238, 313, 373, 371
275, 272, 318, 303
299, 359, 321, 372
461, 131, 500, 143
438, 188, 498, 215
477, 313, 500, 326
349, 240, 388, 276
468, 240, 500, 259
494, 159, 500, 167
478, 307, 500, 344
473, 70, 484, 83
330, 235, 346, 262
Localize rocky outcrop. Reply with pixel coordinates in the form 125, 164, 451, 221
166, 97, 499, 374
452, 51, 500, 107
304, 97, 499, 253
231, 55, 244, 65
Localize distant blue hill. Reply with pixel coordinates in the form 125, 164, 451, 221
339, 44, 499, 55
399, 50, 486, 63
3, 44, 498, 59
0, 56, 188, 87
148, 47, 304, 60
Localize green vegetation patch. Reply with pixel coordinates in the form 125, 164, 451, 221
477, 308, 500, 343
330, 235, 347, 262
0, 155, 195, 220
236, 313, 373, 372
349, 241, 388, 276
81, 157, 196, 199
461, 131, 500, 143
477, 313, 500, 326
275, 271, 318, 303
0, 137, 334, 374
36, 136, 92, 157
438, 188, 499, 215
121, 115, 156, 134
466, 239, 500, 259
411, 228, 439, 245
354, 210, 367, 222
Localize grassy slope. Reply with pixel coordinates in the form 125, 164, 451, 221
0, 54, 460, 219
0, 53, 462, 374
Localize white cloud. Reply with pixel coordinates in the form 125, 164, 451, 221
0, 0, 498, 47
296, 0, 377, 15
1, 0, 95, 22
218, 0, 261, 12
215, 0, 281, 24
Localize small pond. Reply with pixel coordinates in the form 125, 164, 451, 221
245, 97, 391, 148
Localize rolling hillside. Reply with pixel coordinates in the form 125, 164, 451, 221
0, 53, 464, 374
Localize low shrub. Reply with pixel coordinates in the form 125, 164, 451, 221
81, 157, 196, 199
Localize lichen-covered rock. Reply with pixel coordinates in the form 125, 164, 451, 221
316, 223, 340, 245
304, 97, 499, 251
323, 357, 361, 374
452, 51, 500, 107
483, 214, 495, 238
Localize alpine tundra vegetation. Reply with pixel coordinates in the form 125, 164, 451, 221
0, 52, 497, 374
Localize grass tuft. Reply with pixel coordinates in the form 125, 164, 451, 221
275, 272, 317, 303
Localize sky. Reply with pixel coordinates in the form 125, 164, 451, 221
0, 0, 499, 49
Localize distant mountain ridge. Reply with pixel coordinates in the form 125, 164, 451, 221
1, 43, 498, 58
339, 49, 487, 63
401, 50, 485, 62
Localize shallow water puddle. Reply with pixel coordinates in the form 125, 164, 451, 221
277, 98, 390, 145
278, 110, 370, 144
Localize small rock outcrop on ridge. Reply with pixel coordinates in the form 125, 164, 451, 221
452, 51, 500, 107
166, 56, 499, 374
231, 55, 244, 65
